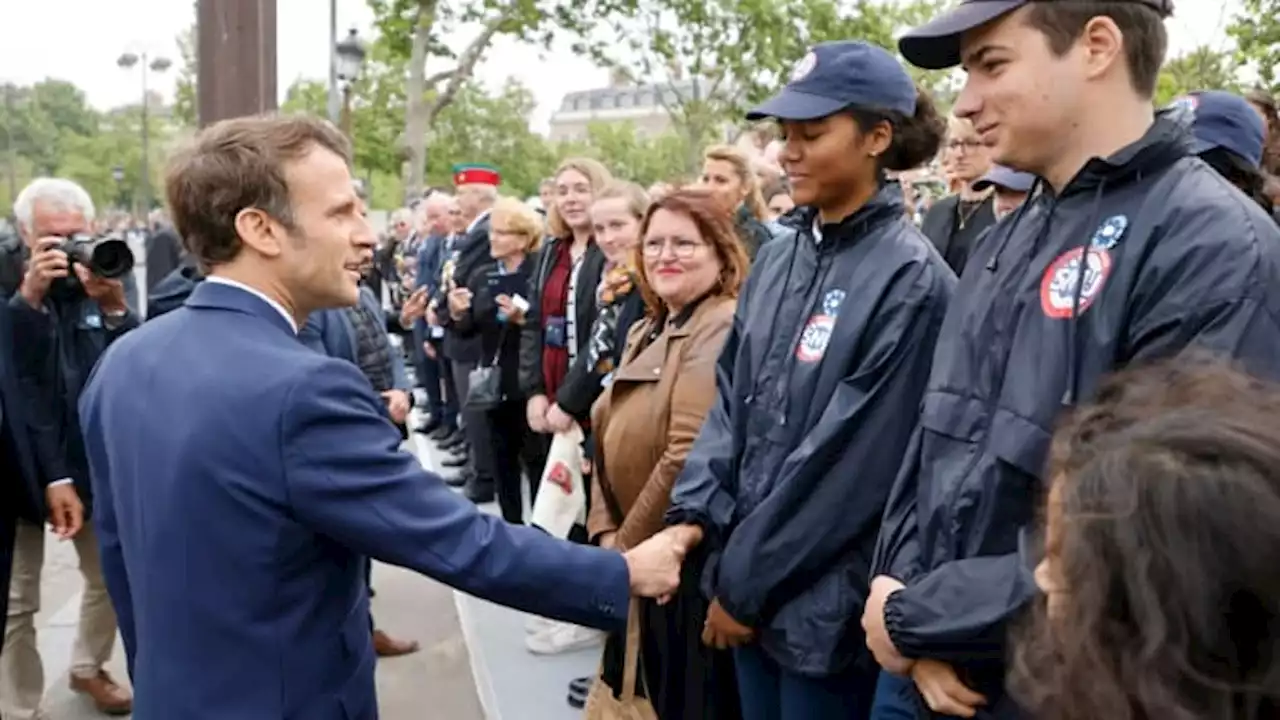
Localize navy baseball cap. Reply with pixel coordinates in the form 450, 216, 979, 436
1172, 91, 1266, 168
899, 0, 1175, 71
973, 165, 1036, 193
746, 41, 916, 121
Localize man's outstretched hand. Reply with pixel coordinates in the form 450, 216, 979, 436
624, 531, 687, 601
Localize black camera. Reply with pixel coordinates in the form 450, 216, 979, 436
59, 233, 135, 280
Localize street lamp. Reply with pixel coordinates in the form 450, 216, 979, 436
117, 50, 172, 218
111, 165, 125, 209
334, 28, 366, 138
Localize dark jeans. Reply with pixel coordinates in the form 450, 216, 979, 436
734, 644, 878, 720
870, 672, 982, 720
450, 358, 495, 480
486, 399, 546, 523
415, 327, 455, 428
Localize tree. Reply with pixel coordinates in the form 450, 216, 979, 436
1230, 0, 1280, 95
556, 123, 691, 187
0, 79, 177, 214
587, 0, 950, 171
1154, 45, 1241, 107
173, 23, 198, 128
423, 79, 557, 198
367, 0, 631, 196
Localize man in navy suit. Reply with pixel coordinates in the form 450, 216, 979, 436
78, 114, 683, 719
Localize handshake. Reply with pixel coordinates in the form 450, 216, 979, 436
621, 525, 704, 602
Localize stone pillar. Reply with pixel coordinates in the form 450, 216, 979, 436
196, 0, 277, 127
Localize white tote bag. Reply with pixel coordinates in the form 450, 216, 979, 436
530, 426, 587, 539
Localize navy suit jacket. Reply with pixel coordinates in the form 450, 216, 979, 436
78, 281, 630, 719
1, 294, 47, 643
298, 286, 411, 391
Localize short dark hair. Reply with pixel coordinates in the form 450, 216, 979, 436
1022, 2, 1168, 98
165, 113, 351, 272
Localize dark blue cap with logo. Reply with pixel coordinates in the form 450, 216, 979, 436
1171, 90, 1266, 169
899, 0, 1175, 70
746, 41, 917, 121
973, 165, 1037, 193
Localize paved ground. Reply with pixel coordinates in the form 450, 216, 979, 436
410, 431, 600, 720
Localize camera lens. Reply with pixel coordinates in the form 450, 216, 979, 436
88, 239, 135, 279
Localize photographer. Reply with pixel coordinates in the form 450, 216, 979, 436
2, 178, 137, 717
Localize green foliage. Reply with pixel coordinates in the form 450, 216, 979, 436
422, 79, 555, 198
556, 123, 694, 187
1230, 0, 1280, 95
1154, 45, 1241, 108
589, 0, 950, 154
173, 24, 198, 128
0, 80, 176, 214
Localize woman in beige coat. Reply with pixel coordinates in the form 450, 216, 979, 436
588, 188, 749, 718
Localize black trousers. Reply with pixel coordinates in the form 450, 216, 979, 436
486, 399, 547, 523
450, 359, 496, 480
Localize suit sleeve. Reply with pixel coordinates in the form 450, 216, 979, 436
713, 274, 949, 627
77, 378, 136, 677
280, 358, 631, 631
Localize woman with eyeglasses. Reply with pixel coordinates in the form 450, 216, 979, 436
919, 115, 997, 275
586, 188, 749, 718
658, 41, 955, 718
449, 197, 547, 525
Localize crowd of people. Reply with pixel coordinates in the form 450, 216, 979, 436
2, 1, 1280, 719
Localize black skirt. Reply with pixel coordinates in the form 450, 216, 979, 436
600, 545, 742, 719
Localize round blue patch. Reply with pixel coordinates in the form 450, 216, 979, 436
1090, 215, 1129, 250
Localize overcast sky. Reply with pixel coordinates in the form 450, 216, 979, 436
0, 0, 1244, 133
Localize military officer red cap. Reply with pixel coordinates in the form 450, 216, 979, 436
453, 163, 501, 187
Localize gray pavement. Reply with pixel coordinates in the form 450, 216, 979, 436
410, 431, 599, 720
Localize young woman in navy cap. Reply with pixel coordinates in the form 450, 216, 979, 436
656, 40, 955, 718
1174, 90, 1278, 219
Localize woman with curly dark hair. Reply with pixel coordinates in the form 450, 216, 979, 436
1011, 355, 1280, 720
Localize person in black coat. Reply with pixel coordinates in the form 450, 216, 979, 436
451, 197, 547, 523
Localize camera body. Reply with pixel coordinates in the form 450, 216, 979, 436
50, 233, 135, 299
59, 233, 135, 280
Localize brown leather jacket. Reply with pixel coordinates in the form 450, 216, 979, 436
587, 295, 735, 551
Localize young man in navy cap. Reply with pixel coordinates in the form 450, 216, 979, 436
862, 2, 1280, 718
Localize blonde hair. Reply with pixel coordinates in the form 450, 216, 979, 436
593, 181, 651, 221
702, 144, 767, 221
491, 196, 544, 252
947, 114, 977, 140
546, 157, 613, 239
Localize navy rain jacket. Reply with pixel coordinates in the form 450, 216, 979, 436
873, 114, 1280, 714
666, 183, 955, 676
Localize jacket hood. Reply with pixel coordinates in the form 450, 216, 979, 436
1056, 112, 1194, 197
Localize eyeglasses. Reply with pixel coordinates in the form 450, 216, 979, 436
641, 236, 706, 259
947, 139, 985, 152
